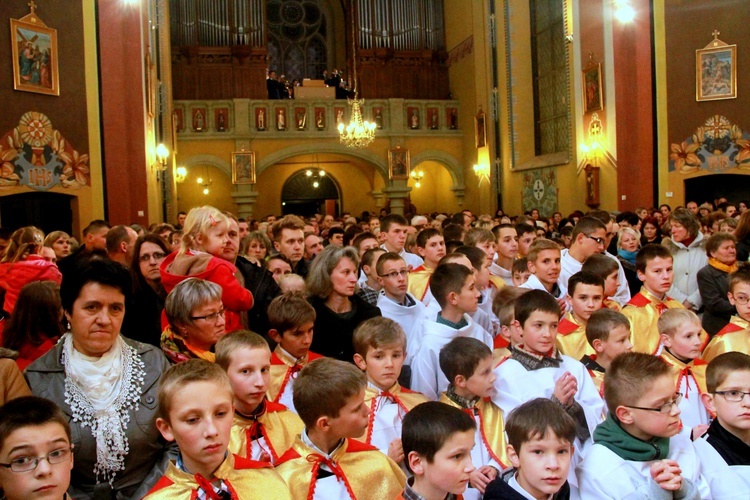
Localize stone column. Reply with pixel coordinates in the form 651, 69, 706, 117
232, 188, 259, 219
382, 183, 412, 216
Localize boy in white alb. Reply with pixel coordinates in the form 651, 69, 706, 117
492, 290, 605, 461
379, 214, 423, 269
491, 224, 518, 286
694, 352, 750, 497
411, 263, 490, 400
375, 252, 428, 355
576, 352, 710, 498
352, 317, 428, 471
456, 245, 501, 337
520, 238, 568, 303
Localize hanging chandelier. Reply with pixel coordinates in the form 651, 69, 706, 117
338, 5, 375, 148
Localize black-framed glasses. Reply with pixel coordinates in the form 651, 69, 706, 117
190, 307, 225, 322
379, 270, 409, 279
584, 234, 606, 246
0, 447, 73, 472
714, 390, 750, 402
624, 393, 682, 414
140, 251, 166, 262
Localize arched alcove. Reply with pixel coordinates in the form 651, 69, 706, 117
684, 173, 750, 206
176, 161, 234, 214
281, 168, 341, 216
408, 160, 462, 214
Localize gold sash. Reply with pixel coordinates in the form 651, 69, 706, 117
359, 383, 429, 443
408, 266, 433, 301
228, 402, 304, 463
701, 316, 750, 363
555, 312, 594, 360
438, 394, 508, 468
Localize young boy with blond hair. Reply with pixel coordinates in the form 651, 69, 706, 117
265, 293, 322, 414
580, 309, 633, 394
657, 309, 711, 434
398, 402, 477, 499
576, 352, 710, 498
556, 271, 605, 360
484, 398, 577, 499
146, 359, 292, 499
0, 397, 73, 500
622, 244, 706, 354
582, 253, 622, 311
439, 337, 507, 498
520, 238, 567, 300
215, 331, 303, 465
409, 228, 446, 302
275, 358, 406, 498
694, 352, 750, 495
352, 317, 428, 466
493, 290, 605, 453
702, 267, 750, 362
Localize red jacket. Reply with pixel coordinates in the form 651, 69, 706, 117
160, 250, 253, 333
0, 255, 62, 314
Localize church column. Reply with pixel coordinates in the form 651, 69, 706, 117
232, 188, 259, 219
383, 183, 412, 215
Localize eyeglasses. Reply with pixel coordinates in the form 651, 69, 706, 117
624, 393, 682, 414
732, 294, 750, 305
190, 307, 225, 322
584, 234, 606, 246
379, 270, 409, 279
714, 390, 750, 402
140, 251, 166, 262
0, 447, 72, 473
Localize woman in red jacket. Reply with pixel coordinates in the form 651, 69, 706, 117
159, 206, 253, 333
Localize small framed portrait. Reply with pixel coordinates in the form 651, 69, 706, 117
192, 108, 206, 132
276, 108, 287, 131
582, 62, 604, 113
255, 107, 267, 131
295, 107, 307, 130
696, 40, 737, 102
388, 145, 410, 180
447, 108, 458, 129
232, 151, 255, 184
173, 108, 184, 133
427, 108, 439, 130
314, 107, 326, 130
334, 107, 346, 128
407, 107, 420, 129
474, 108, 486, 148
11, 12, 59, 96
584, 164, 600, 207
215, 108, 228, 132
373, 106, 384, 129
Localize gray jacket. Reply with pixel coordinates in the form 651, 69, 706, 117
25, 336, 173, 500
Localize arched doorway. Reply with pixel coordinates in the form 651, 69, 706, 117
684, 174, 750, 206
0, 192, 73, 234
281, 169, 341, 216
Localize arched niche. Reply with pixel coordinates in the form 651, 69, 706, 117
281, 168, 342, 216
176, 155, 234, 213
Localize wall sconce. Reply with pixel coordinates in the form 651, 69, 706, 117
473, 163, 490, 185
155, 143, 169, 169
175, 166, 187, 183
613, 0, 635, 23
410, 169, 424, 188
580, 140, 601, 167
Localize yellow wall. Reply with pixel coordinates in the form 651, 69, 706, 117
177, 165, 234, 213
409, 161, 461, 214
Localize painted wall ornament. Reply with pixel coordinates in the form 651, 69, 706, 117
669, 115, 750, 174
0, 111, 90, 190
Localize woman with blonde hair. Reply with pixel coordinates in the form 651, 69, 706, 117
43, 230, 71, 259
160, 206, 253, 333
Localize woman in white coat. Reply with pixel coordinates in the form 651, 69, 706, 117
662, 207, 707, 311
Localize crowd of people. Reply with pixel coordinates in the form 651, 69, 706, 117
0, 198, 749, 499
266, 67, 352, 100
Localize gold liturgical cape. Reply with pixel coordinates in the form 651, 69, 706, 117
702, 316, 750, 363
408, 265, 433, 302
622, 288, 707, 354
142, 453, 292, 500
358, 383, 429, 443
438, 393, 508, 468
275, 437, 406, 499
659, 350, 708, 397
555, 312, 595, 360
268, 347, 323, 402
228, 400, 304, 464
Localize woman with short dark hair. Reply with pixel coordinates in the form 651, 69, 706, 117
698, 232, 738, 336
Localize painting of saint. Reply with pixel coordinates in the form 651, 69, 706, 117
11, 16, 59, 96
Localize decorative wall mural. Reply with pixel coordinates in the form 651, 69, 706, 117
0, 111, 90, 190
522, 167, 557, 215
669, 115, 750, 174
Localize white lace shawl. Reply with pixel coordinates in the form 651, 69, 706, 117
62, 333, 146, 485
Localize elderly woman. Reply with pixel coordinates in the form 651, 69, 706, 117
161, 278, 226, 363
616, 227, 642, 297
307, 245, 381, 361
25, 259, 171, 499
698, 232, 738, 336
662, 207, 708, 311
122, 234, 170, 347
44, 230, 72, 260
240, 230, 272, 265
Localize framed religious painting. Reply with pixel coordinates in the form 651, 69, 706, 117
192, 108, 206, 132
11, 7, 60, 96
427, 108, 439, 130
474, 108, 487, 148
388, 144, 410, 180
584, 164, 600, 207
696, 35, 737, 102
214, 108, 228, 132
173, 108, 184, 133
582, 62, 603, 113
295, 107, 307, 130
447, 107, 458, 129
232, 151, 255, 184
407, 107, 420, 129
255, 107, 267, 131
314, 107, 326, 130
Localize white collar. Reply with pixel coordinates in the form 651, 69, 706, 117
509, 474, 553, 500
301, 429, 344, 460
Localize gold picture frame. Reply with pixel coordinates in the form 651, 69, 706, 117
696, 36, 737, 102
10, 9, 59, 96
582, 62, 603, 113
232, 151, 255, 184
388, 145, 410, 180
474, 108, 487, 148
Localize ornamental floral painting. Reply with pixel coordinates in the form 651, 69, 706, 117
669, 115, 750, 174
0, 112, 90, 191
521, 167, 557, 215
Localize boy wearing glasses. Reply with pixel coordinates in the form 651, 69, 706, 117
694, 352, 750, 495
376, 253, 427, 356
0, 397, 73, 500
577, 352, 710, 498
702, 268, 750, 363
559, 217, 608, 295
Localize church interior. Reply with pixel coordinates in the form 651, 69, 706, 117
1, 0, 749, 234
